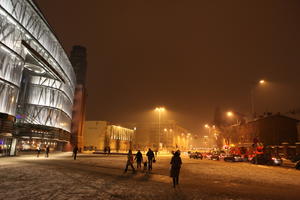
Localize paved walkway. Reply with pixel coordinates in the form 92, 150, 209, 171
1, 153, 300, 200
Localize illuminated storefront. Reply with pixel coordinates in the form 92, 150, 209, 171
108, 125, 134, 152
0, 0, 76, 155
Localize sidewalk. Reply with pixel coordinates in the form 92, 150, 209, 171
0, 151, 72, 160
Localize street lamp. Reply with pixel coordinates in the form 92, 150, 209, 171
250, 79, 266, 118
226, 110, 244, 125
227, 111, 233, 117
204, 124, 212, 148
259, 80, 265, 84
155, 107, 165, 151
204, 124, 211, 134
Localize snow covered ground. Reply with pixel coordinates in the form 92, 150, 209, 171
1, 153, 300, 200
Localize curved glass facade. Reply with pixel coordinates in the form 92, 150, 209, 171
0, 0, 76, 151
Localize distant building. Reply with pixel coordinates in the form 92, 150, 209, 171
83, 121, 134, 152
134, 121, 191, 151
70, 46, 88, 151
223, 114, 299, 146
285, 111, 300, 141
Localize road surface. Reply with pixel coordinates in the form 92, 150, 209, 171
0, 153, 299, 200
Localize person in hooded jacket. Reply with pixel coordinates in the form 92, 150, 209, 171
146, 148, 155, 171
135, 150, 143, 169
170, 150, 182, 188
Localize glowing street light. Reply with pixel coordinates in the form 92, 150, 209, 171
251, 79, 267, 117
226, 110, 240, 124
227, 111, 233, 117
259, 79, 265, 84
155, 107, 165, 112
204, 124, 212, 143
155, 107, 165, 151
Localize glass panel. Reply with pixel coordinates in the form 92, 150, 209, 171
0, 0, 76, 89
0, 80, 19, 116
22, 104, 71, 132
0, 44, 24, 86
26, 84, 73, 117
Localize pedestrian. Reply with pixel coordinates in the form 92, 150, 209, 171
45, 145, 50, 158
73, 145, 79, 160
143, 161, 148, 172
146, 148, 155, 171
107, 146, 111, 156
37, 145, 41, 158
124, 150, 135, 173
135, 150, 143, 169
170, 150, 182, 188
104, 146, 107, 155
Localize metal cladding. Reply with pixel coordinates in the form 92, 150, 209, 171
0, 0, 76, 133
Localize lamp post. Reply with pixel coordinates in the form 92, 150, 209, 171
204, 124, 214, 148
226, 111, 239, 124
187, 133, 192, 150
250, 79, 266, 118
204, 124, 211, 134
155, 107, 165, 151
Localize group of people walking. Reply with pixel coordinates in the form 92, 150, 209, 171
36, 144, 182, 188
124, 148, 182, 188
36, 145, 50, 158
36, 145, 78, 160
124, 148, 156, 173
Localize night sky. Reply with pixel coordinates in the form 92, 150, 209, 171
36, 0, 300, 132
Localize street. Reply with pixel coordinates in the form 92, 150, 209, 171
1, 153, 300, 200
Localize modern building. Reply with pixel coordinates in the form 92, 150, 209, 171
134, 120, 191, 151
83, 121, 134, 152
70, 46, 87, 151
0, 0, 76, 156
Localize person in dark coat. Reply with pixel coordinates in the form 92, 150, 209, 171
170, 150, 182, 188
37, 146, 41, 158
135, 150, 143, 169
124, 150, 135, 173
45, 145, 50, 158
143, 161, 148, 172
73, 145, 79, 160
107, 146, 111, 156
146, 148, 155, 171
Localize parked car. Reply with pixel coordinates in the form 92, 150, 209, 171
218, 152, 226, 160
203, 152, 212, 159
296, 161, 300, 170
189, 152, 203, 159
210, 154, 220, 160
292, 155, 300, 170
250, 154, 282, 166
271, 156, 283, 166
224, 154, 244, 162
